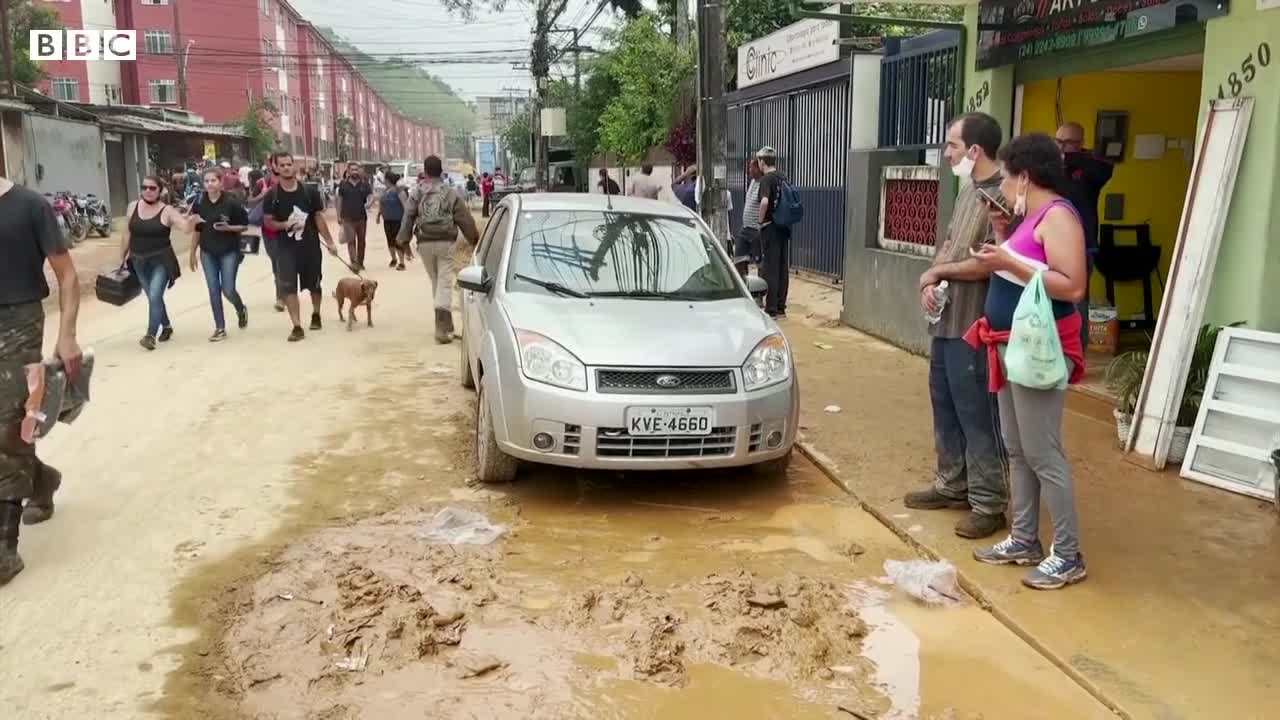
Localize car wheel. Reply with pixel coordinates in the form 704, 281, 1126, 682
475, 382, 518, 484
752, 448, 793, 476
460, 333, 475, 390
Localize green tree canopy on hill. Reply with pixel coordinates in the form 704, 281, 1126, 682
6, 0, 64, 86
316, 27, 476, 134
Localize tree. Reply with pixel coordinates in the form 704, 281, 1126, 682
597, 13, 693, 162
235, 98, 279, 164
502, 108, 532, 166
334, 115, 355, 162
7, 0, 64, 86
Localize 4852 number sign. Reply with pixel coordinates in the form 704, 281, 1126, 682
1217, 42, 1272, 100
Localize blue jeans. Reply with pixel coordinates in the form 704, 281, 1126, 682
132, 255, 171, 338
201, 250, 245, 331
929, 337, 1008, 515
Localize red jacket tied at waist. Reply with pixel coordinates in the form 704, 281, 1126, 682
963, 313, 1086, 393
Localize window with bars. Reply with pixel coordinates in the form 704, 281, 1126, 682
149, 80, 177, 105
104, 84, 122, 104
50, 78, 80, 102
144, 30, 172, 55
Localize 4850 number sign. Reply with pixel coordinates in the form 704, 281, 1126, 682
1217, 42, 1271, 100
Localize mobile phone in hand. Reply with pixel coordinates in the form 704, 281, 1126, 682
977, 187, 1012, 217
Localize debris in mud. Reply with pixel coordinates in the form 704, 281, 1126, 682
452, 653, 506, 679
813, 341, 834, 350
416, 506, 507, 545
883, 559, 962, 605
747, 594, 787, 610
824, 405, 842, 414
834, 541, 866, 558
627, 613, 687, 686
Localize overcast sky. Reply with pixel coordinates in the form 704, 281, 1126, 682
288, 0, 633, 101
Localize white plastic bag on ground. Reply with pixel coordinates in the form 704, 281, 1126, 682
416, 507, 507, 545
883, 559, 962, 605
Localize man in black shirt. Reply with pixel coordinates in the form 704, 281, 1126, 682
1056, 121, 1114, 345
190, 168, 252, 342
755, 145, 790, 317
263, 151, 340, 342
0, 175, 83, 586
597, 168, 621, 195
337, 167, 373, 271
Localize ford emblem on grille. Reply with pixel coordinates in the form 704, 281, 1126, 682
655, 374, 683, 388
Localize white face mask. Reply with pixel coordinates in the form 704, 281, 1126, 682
951, 147, 976, 179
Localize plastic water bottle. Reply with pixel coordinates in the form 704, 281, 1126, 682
925, 281, 949, 324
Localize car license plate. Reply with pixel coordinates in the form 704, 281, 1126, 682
625, 407, 714, 436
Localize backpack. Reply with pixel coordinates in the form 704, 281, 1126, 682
772, 177, 804, 228
413, 183, 458, 241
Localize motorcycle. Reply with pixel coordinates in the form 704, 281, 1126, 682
73, 192, 112, 238
46, 192, 88, 244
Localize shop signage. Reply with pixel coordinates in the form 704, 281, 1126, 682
736, 16, 840, 89
976, 0, 1230, 69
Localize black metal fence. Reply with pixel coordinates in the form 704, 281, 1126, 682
878, 31, 963, 151
725, 61, 851, 280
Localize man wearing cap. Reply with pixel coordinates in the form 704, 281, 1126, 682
755, 145, 790, 317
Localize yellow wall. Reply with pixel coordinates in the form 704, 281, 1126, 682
1020, 70, 1202, 319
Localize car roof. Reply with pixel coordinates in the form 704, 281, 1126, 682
511, 193, 698, 220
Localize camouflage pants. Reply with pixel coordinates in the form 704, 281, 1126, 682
0, 302, 44, 502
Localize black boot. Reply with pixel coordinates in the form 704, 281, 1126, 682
1, 500, 24, 586
23, 463, 62, 525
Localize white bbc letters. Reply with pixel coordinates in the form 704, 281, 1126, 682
30, 30, 136, 61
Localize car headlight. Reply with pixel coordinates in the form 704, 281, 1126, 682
742, 334, 792, 391
515, 330, 587, 391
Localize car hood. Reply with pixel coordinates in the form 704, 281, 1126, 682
500, 294, 777, 367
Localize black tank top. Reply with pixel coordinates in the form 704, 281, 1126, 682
129, 202, 172, 256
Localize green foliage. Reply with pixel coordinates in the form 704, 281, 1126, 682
1106, 322, 1244, 424
502, 109, 532, 165
7, 0, 64, 86
597, 14, 693, 162
236, 98, 280, 164
316, 27, 476, 134
334, 115, 354, 162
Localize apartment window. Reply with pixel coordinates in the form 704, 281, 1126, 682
104, 84, 122, 105
149, 80, 177, 105
144, 30, 172, 55
50, 78, 80, 102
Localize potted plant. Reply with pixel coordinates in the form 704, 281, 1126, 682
1105, 322, 1242, 462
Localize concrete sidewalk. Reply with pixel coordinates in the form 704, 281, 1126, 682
782, 279, 1280, 720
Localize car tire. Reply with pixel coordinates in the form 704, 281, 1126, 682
475, 382, 518, 484
752, 448, 793, 476
460, 333, 475, 390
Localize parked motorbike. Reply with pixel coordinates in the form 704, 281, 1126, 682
45, 192, 88, 244
73, 192, 112, 238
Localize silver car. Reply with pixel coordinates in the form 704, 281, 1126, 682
458, 193, 799, 483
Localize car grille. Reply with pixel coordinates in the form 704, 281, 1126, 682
595, 426, 736, 458
563, 424, 582, 456
749, 423, 763, 453
595, 369, 736, 395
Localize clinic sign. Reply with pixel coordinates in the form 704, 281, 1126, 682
736, 17, 840, 89
30, 30, 137, 61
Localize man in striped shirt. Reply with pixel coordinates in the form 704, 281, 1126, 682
734, 158, 764, 276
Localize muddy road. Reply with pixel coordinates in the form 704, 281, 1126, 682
1, 235, 1110, 719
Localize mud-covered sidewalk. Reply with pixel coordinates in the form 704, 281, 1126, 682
782, 280, 1280, 720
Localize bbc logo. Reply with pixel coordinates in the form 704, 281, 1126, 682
30, 30, 137, 61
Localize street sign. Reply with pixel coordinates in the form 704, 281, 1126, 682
736, 17, 839, 89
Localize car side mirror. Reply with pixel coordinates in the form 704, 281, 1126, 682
745, 275, 768, 298
457, 265, 491, 293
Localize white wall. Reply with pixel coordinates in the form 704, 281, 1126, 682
81, 0, 123, 105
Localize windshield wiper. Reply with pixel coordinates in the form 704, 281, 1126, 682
590, 290, 711, 301
513, 273, 590, 298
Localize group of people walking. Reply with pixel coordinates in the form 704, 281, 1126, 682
906, 112, 1107, 591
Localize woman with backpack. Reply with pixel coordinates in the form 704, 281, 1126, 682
376, 172, 412, 271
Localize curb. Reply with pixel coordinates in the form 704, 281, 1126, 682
796, 439, 1132, 720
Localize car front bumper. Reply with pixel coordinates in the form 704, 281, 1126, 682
493, 372, 798, 471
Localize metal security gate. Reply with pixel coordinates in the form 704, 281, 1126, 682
726, 60, 850, 281
878, 31, 962, 151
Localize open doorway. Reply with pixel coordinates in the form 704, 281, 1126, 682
1015, 52, 1205, 399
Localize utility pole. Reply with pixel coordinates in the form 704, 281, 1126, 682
172, 1, 190, 108
696, 0, 730, 249
0, 0, 16, 98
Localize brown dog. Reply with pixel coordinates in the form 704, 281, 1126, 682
333, 276, 378, 331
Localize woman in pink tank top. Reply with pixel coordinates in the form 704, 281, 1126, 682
964, 133, 1091, 591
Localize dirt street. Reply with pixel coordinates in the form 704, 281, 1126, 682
2, 229, 1111, 719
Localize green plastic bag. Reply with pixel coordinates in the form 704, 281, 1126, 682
1004, 271, 1068, 389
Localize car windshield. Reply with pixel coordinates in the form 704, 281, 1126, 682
506, 210, 742, 301
518, 167, 537, 185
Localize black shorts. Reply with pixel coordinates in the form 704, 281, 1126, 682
273, 237, 323, 295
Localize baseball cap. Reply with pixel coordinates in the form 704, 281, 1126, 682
756, 145, 777, 158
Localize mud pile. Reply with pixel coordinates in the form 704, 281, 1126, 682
214, 510, 879, 718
